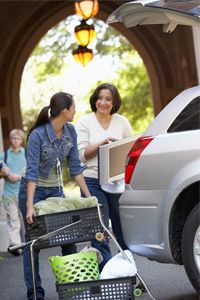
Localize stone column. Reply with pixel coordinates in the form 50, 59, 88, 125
192, 27, 200, 84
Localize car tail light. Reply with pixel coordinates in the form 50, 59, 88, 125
125, 136, 154, 184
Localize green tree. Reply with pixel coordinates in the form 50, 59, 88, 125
114, 52, 153, 133
31, 18, 76, 81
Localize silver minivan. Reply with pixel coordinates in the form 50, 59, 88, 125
108, 0, 200, 292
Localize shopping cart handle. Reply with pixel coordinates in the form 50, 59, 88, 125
8, 243, 27, 251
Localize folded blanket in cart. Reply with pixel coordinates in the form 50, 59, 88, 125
34, 196, 97, 215
100, 250, 137, 280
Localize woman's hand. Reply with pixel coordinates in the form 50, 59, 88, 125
84, 137, 118, 160
26, 205, 36, 224
101, 137, 118, 145
26, 181, 37, 224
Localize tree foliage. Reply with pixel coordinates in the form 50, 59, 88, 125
114, 52, 153, 133
31, 17, 77, 81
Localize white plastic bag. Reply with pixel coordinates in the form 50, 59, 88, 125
100, 250, 137, 279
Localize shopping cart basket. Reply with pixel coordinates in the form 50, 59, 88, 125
9, 203, 156, 300
27, 206, 105, 249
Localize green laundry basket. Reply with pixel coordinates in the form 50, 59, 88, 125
48, 252, 99, 284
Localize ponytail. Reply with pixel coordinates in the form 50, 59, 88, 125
27, 106, 50, 141
27, 92, 74, 142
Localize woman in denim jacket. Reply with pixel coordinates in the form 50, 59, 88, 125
18, 92, 91, 300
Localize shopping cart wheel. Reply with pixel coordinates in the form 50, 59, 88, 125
134, 288, 143, 297
95, 232, 104, 241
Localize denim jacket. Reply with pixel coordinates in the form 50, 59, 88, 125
25, 120, 85, 182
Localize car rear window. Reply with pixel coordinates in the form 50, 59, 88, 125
168, 96, 200, 132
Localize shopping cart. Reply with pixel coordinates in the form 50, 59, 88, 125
9, 202, 156, 300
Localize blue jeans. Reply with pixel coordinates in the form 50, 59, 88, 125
18, 178, 76, 298
82, 178, 128, 267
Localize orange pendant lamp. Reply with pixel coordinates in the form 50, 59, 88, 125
74, 20, 96, 47
72, 46, 93, 66
75, 0, 99, 20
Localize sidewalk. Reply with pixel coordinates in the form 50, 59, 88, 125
0, 246, 61, 300
0, 242, 198, 300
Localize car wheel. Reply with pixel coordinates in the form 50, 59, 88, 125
182, 203, 200, 293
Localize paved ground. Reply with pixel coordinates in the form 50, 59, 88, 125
0, 239, 198, 300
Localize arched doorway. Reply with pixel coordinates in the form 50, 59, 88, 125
0, 1, 198, 148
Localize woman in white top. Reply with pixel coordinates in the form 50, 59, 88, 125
75, 83, 132, 269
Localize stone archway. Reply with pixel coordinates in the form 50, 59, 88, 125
0, 1, 198, 148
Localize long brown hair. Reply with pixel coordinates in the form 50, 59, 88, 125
27, 92, 73, 140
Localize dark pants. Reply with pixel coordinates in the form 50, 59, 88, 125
82, 177, 128, 268
18, 178, 76, 299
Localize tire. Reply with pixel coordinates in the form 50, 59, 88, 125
182, 203, 200, 293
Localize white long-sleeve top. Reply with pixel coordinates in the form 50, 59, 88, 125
75, 112, 133, 179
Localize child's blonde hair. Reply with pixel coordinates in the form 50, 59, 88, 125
9, 129, 25, 141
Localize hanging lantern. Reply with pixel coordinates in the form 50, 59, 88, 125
75, 0, 99, 20
72, 46, 93, 66
74, 19, 96, 46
